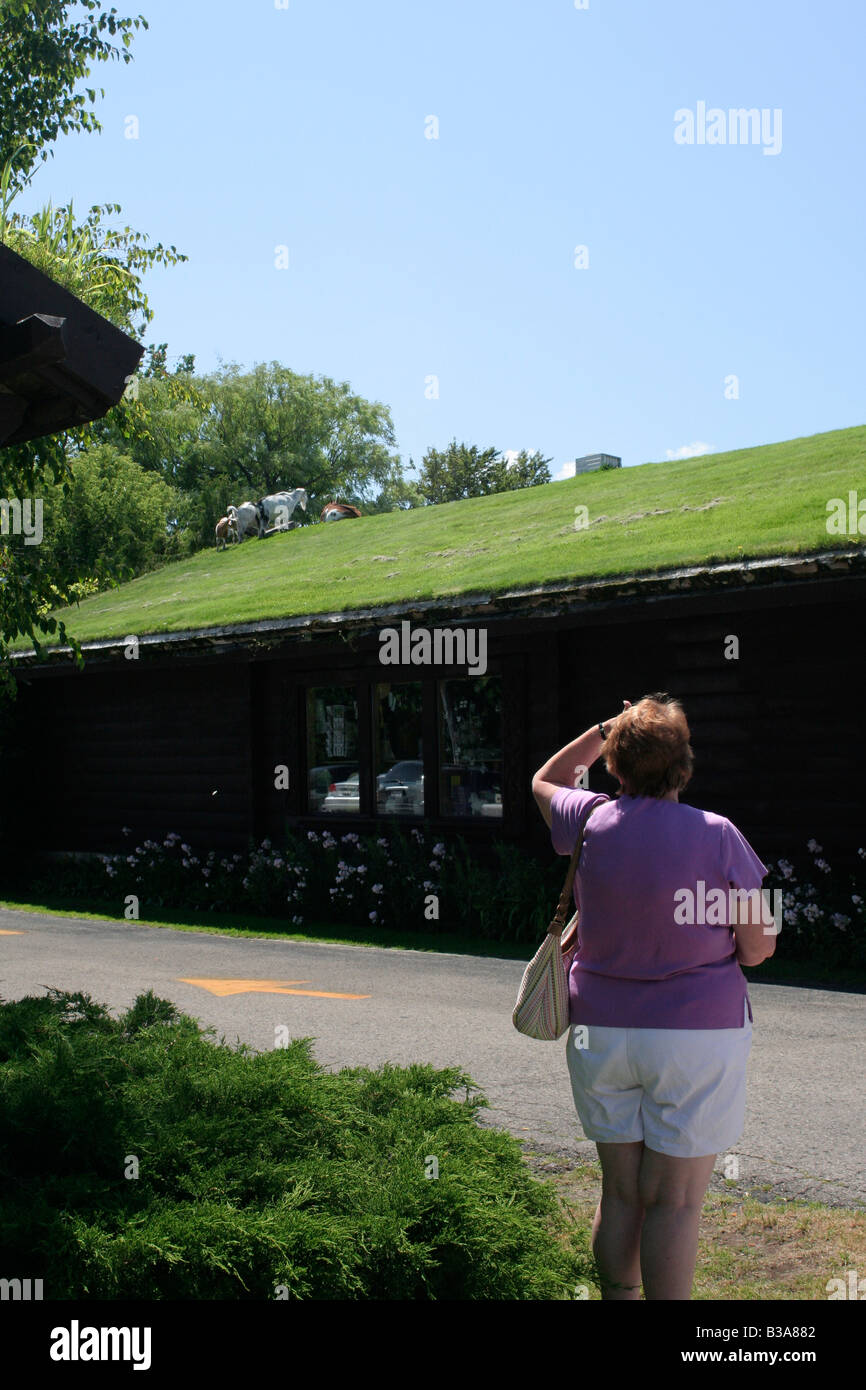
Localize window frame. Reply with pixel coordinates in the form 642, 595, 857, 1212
295, 659, 510, 826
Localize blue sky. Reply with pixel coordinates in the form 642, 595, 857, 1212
15, 0, 865, 479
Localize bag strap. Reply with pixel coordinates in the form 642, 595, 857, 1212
548, 799, 602, 936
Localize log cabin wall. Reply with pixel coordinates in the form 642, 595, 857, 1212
550, 579, 861, 861
12, 661, 253, 853
6, 564, 863, 865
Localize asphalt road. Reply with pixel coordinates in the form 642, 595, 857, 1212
1, 906, 863, 1208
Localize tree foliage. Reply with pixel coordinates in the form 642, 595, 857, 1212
0, 3, 550, 679
415, 438, 552, 505
0, 0, 180, 693
38, 442, 179, 587
138, 361, 412, 549
1, 193, 186, 337
0, 0, 148, 193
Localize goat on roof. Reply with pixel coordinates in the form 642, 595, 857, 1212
256, 488, 308, 537
320, 501, 362, 522
214, 514, 238, 549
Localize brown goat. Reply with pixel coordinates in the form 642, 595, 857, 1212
215, 515, 238, 549
320, 502, 362, 522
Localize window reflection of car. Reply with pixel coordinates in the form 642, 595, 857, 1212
440, 764, 502, 817
321, 771, 361, 814
309, 764, 359, 813
378, 760, 424, 816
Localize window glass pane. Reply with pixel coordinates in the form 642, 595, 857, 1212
439, 676, 503, 818
375, 683, 424, 817
307, 686, 360, 814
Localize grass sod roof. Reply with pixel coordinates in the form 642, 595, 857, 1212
16, 424, 866, 649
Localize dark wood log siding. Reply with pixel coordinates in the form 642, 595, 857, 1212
14, 663, 254, 852
7, 571, 864, 863
551, 588, 862, 861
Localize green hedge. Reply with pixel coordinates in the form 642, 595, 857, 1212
0, 989, 592, 1300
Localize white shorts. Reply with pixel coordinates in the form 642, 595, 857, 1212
565, 999, 752, 1158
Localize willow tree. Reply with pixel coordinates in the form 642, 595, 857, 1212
170, 362, 413, 549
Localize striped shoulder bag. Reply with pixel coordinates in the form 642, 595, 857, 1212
512, 801, 601, 1041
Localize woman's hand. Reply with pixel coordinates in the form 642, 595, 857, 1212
601, 699, 632, 737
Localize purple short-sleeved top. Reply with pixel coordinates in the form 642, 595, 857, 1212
550, 787, 768, 1029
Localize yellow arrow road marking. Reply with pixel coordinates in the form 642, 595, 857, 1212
178, 977, 371, 1000
0, 929, 23, 935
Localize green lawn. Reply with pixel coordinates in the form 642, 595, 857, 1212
19, 424, 866, 647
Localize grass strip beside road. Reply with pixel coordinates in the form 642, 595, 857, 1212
1, 895, 865, 988
0, 896, 532, 959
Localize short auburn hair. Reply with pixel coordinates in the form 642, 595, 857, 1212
603, 692, 694, 798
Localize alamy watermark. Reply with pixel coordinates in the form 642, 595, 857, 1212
826, 490, 866, 536
826, 1268, 865, 1299
49, 1323, 151, 1370
674, 103, 782, 156
378, 619, 487, 675
674, 881, 782, 935
1, 1276, 43, 1300
0, 497, 42, 545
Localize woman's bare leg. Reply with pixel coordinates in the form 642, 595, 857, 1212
593, 1141, 645, 1299
638, 1148, 716, 1300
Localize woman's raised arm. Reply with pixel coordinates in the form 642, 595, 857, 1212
531, 702, 631, 828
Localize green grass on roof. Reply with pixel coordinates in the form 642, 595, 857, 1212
21, 425, 866, 646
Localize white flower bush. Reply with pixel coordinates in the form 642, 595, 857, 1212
23, 829, 866, 967
762, 840, 866, 967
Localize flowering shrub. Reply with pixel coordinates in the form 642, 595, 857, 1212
278, 825, 448, 930
35, 826, 451, 934
11, 829, 866, 964
99, 831, 248, 915
763, 842, 866, 969
28, 825, 557, 940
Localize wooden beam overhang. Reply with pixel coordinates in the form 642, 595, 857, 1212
0, 241, 144, 447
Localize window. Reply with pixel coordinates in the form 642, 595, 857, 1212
300, 671, 505, 822
438, 676, 503, 818
375, 682, 424, 817
306, 686, 361, 815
